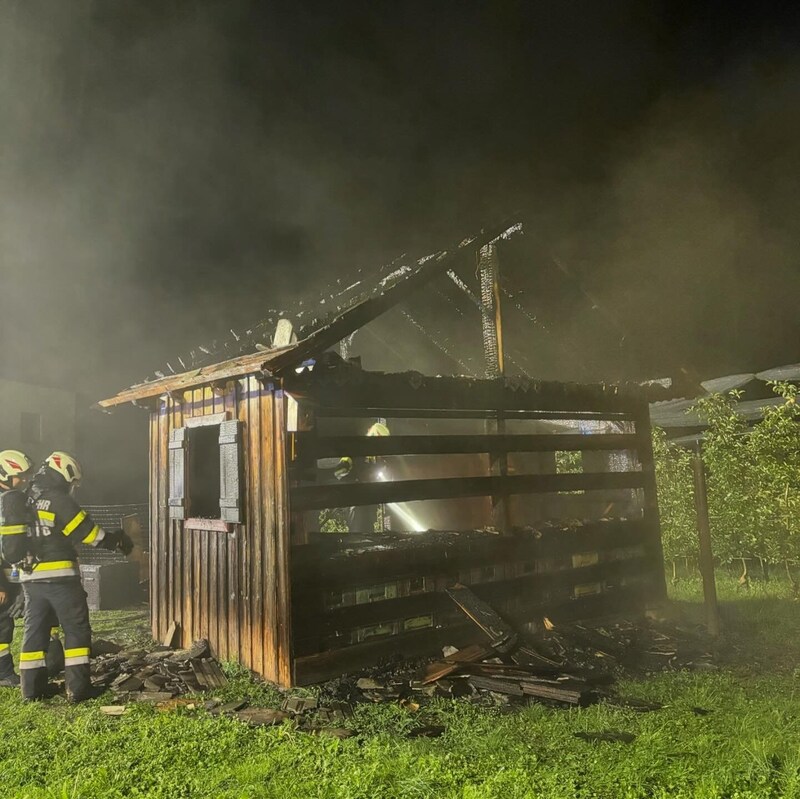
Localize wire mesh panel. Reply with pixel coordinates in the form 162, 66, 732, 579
78, 502, 149, 564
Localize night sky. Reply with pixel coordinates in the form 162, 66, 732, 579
2, 1, 800, 494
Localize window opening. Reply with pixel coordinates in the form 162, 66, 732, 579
188, 424, 221, 519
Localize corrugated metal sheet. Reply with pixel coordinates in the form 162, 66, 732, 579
651, 361, 800, 433
700, 373, 756, 394
756, 363, 800, 382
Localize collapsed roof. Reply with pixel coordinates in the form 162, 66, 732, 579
99, 219, 523, 408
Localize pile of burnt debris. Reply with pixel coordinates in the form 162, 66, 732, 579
318, 585, 717, 718
91, 637, 229, 703
85, 585, 715, 733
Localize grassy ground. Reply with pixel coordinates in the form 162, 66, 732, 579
3, 577, 800, 799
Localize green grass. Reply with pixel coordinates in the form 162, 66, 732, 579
3, 579, 800, 799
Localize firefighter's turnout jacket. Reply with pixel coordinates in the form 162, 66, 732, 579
0, 487, 30, 578
20, 468, 115, 701
24, 469, 108, 581
0, 487, 27, 678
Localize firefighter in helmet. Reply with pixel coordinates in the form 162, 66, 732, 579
336, 421, 390, 533
20, 452, 134, 702
0, 450, 34, 687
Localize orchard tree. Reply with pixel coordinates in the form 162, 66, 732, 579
747, 381, 800, 590
652, 426, 696, 581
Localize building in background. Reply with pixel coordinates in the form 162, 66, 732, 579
0, 377, 77, 465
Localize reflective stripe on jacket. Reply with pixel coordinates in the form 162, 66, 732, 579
18, 560, 80, 582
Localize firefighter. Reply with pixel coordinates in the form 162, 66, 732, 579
0, 449, 35, 687
20, 451, 133, 702
338, 421, 390, 533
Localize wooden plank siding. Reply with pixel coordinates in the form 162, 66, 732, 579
149, 377, 292, 685
147, 365, 663, 688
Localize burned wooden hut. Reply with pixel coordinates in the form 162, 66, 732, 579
99, 221, 670, 687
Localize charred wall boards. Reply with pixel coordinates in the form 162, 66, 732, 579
147, 365, 665, 687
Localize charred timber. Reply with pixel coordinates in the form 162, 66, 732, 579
298, 433, 640, 459
290, 471, 647, 511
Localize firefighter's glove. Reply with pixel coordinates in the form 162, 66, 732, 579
6, 590, 24, 620
103, 529, 134, 556
118, 531, 134, 556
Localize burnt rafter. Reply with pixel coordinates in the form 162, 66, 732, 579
261, 218, 523, 376
99, 218, 523, 408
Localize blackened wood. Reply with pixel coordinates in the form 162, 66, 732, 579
293, 584, 647, 682
291, 522, 647, 592
511, 645, 563, 669
316, 407, 635, 421
292, 622, 479, 685
446, 584, 518, 651
291, 470, 646, 511
420, 643, 493, 684
519, 681, 595, 706
300, 433, 639, 458
284, 370, 645, 416
265, 219, 521, 376
467, 675, 524, 696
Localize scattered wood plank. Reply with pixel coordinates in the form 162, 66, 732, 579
511, 645, 563, 670
162, 621, 179, 649
467, 675, 525, 697
420, 643, 494, 684
191, 658, 228, 690
445, 585, 518, 652
234, 708, 290, 727
519, 681, 597, 707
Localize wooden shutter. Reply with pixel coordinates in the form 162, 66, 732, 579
168, 427, 187, 520
219, 420, 244, 523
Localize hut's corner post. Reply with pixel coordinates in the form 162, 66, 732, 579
260, 382, 293, 688
277, 385, 293, 687
149, 407, 159, 644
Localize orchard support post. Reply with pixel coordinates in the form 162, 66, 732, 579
692, 443, 721, 638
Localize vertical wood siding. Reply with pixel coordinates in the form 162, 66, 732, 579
149, 377, 292, 685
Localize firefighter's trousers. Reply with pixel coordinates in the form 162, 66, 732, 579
21, 580, 91, 701
0, 584, 18, 679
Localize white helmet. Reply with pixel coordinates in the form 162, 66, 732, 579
45, 451, 83, 485
0, 450, 33, 486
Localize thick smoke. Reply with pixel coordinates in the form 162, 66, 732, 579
1, 2, 799, 498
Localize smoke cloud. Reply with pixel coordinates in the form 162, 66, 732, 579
1, 2, 798, 497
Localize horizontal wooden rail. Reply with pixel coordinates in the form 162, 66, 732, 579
292, 585, 649, 684
293, 556, 648, 633
314, 407, 636, 422
284, 371, 647, 415
299, 433, 639, 459
291, 521, 649, 588
290, 470, 645, 510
